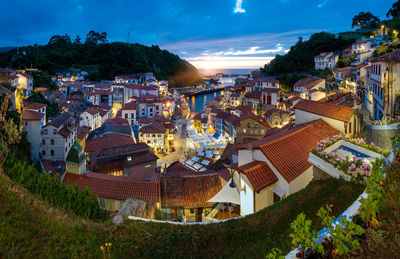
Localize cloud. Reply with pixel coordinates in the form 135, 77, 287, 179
216, 45, 285, 56
317, 0, 330, 8
234, 0, 246, 13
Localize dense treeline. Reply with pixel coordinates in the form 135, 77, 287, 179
262, 32, 353, 75
0, 31, 202, 87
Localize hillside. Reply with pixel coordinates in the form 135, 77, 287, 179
0, 38, 202, 87
262, 32, 357, 75
0, 166, 364, 258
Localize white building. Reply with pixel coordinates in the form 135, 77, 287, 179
121, 101, 137, 125
261, 88, 280, 106
137, 94, 163, 119
138, 122, 166, 153
229, 93, 242, 107
294, 78, 325, 99
365, 49, 400, 120
123, 84, 159, 105
40, 113, 77, 161
314, 52, 339, 70
80, 107, 101, 130
232, 119, 339, 215
21, 109, 45, 162
16, 72, 33, 97
254, 78, 279, 89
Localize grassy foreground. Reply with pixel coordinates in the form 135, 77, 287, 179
0, 172, 364, 258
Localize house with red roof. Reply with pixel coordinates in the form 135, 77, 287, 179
235, 119, 339, 215
21, 108, 45, 162
244, 91, 262, 109
295, 99, 359, 136
293, 78, 325, 99
137, 94, 163, 119
123, 84, 159, 104
120, 101, 137, 125
261, 87, 280, 106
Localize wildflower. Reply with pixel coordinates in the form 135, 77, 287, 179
364, 177, 367, 183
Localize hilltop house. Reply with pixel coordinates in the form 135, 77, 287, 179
314, 52, 339, 70
21, 108, 46, 162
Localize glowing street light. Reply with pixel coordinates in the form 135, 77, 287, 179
393, 30, 398, 39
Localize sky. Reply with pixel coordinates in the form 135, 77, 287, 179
0, 0, 394, 70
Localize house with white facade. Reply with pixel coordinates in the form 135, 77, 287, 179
365, 49, 400, 120
229, 93, 242, 107
244, 91, 262, 109
232, 119, 339, 215
314, 52, 339, 70
121, 101, 137, 125
123, 84, 159, 104
254, 78, 279, 90
23, 102, 46, 124
40, 113, 77, 161
137, 94, 163, 119
294, 78, 325, 99
295, 99, 359, 136
16, 72, 33, 97
80, 107, 101, 130
21, 109, 45, 162
115, 75, 138, 84
261, 88, 280, 106
139, 122, 167, 153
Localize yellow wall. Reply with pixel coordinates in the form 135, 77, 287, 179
255, 187, 274, 212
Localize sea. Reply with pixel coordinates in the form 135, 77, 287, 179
198, 68, 256, 76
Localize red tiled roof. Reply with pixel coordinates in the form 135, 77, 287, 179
106, 117, 130, 125
161, 173, 222, 207
127, 167, 160, 183
85, 90, 112, 97
245, 91, 262, 99
121, 101, 137, 111
85, 134, 135, 153
139, 122, 166, 134
254, 77, 279, 83
294, 78, 325, 90
85, 107, 101, 116
372, 49, 400, 63
21, 110, 44, 121
295, 99, 355, 122
239, 114, 271, 128
238, 119, 339, 183
41, 159, 66, 179
233, 161, 278, 192
77, 126, 91, 139
64, 172, 160, 202
24, 101, 46, 110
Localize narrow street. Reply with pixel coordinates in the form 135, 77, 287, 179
157, 118, 194, 167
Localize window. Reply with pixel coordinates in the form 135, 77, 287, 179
152, 134, 156, 137
51, 139, 54, 145
42, 139, 45, 145
349, 122, 352, 134
125, 114, 128, 119
243, 129, 246, 133
51, 150, 54, 156
44, 129, 48, 134
42, 150, 45, 156
158, 134, 161, 137
131, 113, 134, 118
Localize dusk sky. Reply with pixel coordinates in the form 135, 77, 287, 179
0, 0, 394, 70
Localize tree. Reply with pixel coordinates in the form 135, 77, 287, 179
387, 1, 400, 18
85, 30, 107, 45
336, 55, 355, 68
48, 34, 72, 48
352, 12, 380, 29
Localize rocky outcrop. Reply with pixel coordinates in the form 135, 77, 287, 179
113, 198, 157, 225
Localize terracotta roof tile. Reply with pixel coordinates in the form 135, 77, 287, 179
294, 78, 325, 90
24, 102, 46, 110
21, 110, 44, 121
233, 161, 278, 192
64, 172, 160, 202
243, 120, 339, 183
295, 99, 355, 122
85, 134, 135, 153
161, 173, 222, 207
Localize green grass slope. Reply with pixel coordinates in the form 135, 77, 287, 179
0, 170, 364, 258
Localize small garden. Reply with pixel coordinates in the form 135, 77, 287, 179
311, 133, 389, 182
266, 131, 400, 258
372, 115, 400, 126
